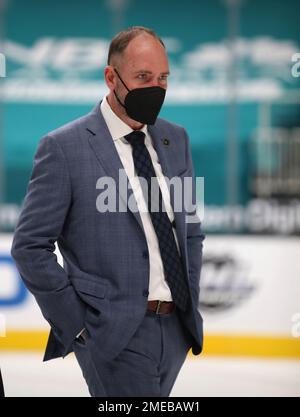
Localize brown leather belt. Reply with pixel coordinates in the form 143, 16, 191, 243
147, 300, 176, 315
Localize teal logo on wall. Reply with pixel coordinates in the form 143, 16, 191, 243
3, 36, 300, 104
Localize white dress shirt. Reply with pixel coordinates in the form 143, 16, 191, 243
100, 96, 181, 301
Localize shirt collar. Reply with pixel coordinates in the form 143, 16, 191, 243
100, 95, 148, 142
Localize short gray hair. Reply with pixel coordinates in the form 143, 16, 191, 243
107, 26, 165, 65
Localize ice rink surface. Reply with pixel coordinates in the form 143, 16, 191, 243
1, 353, 300, 397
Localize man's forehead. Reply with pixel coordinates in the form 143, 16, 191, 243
124, 35, 166, 57
128, 33, 163, 47
117, 35, 168, 72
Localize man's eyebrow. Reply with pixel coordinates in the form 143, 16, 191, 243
133, 70, 170, 75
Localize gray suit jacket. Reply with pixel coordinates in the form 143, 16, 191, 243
11, 101, 205, 362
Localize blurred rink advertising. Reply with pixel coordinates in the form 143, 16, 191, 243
0, 0, 300, 396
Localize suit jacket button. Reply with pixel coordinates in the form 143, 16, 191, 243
142, 250, 149, 259
143, 290, 149, 297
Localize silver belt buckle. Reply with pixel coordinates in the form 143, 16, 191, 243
155, 300, 162, 314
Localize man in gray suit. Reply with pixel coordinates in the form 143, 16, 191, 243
11, 26, 205, 397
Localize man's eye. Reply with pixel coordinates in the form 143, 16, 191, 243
137, 74, 147, 79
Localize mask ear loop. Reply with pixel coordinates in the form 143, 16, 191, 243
114, 68, 131, 91
113, 67, 130, 109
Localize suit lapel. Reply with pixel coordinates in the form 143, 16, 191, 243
85, 102, 144, 232
85, 102, 186, 261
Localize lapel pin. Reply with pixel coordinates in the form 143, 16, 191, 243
162, 138, 170, 146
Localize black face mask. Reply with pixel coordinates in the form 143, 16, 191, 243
113, 68, 166, 125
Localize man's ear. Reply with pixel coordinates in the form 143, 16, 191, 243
104, 66, 116, 90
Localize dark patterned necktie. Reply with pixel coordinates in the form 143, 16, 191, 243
125, 130, 189, 312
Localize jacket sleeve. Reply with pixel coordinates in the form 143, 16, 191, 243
182, 128, 205, 305
11, 134, 86, 353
